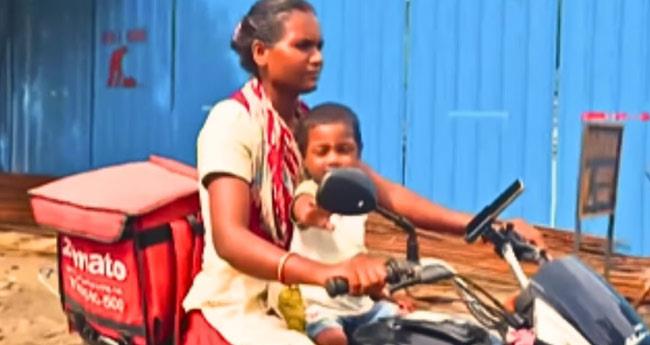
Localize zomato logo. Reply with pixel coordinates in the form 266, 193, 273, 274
61, 237, 128, 281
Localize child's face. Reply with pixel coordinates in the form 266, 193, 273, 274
303, 122, 360, 183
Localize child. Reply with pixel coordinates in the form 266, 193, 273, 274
290, 103, 411, 345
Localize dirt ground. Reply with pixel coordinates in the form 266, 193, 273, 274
0, 231, 82, 345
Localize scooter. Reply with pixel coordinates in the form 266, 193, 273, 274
316, 168, 650, 345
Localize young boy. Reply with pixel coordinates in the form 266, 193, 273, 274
290, 103, 410, 345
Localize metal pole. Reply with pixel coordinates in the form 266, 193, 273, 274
604, 213, 615, 281
502, 243, 529, 288
574, 124, 586, 255
574, 216, 582, 254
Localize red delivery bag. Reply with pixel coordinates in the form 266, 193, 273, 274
29, 155, 204, 345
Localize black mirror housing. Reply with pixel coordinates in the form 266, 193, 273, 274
316, 168, 377, 215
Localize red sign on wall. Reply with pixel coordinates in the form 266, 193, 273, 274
102, 28, 147, 88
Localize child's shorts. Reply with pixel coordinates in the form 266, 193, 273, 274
305, 301, 399, 340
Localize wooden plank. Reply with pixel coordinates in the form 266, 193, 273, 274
0, 173, 55, 225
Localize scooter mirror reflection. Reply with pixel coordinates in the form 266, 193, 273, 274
316, 167, 377, 215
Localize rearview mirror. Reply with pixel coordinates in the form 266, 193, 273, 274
316, 168, 377, 215
316, 167, 421, 263
465, 179, 524, 243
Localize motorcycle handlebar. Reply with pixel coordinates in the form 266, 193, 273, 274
325, 259, 455, 298
325, 259, 409, 297
498, 224, 549, 264
324, 277, 349, 297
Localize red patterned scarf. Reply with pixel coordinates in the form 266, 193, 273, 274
231, 79, 305, 249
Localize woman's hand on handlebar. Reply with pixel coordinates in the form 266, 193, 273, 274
503, 218, 546, 250
321, 254, 387, 296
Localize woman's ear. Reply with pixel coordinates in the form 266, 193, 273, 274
252, 39, 269, 70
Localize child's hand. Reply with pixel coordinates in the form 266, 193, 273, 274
506, 329, 535, 345
390, 291, 416, 314
293, 194, 334, 231
368, 289, 416, 314
503, 218, 546, 250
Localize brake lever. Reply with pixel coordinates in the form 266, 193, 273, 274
388, 262, 455, 294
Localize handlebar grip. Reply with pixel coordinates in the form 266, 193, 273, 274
325, 277, 349, 297
325, 259, 416, 298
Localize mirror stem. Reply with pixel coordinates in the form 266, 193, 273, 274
376, 206, 420, 263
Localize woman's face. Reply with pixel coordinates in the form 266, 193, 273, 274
303, 122, 360, 183
255, 10, 323, 93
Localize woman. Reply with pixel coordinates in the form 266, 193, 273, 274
182, 1, 545, 344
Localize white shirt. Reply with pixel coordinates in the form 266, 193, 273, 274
289, 180, 375, 323
182, 99, 313, 345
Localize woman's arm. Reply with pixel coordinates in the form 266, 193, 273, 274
206, 174, 387, 294
359, 163, 471, 235
207, 173, 325, 284
359, 163, 546, 246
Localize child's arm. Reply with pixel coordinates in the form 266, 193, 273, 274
368, 289, 416, 314
358, 162, 471, 235
292, 193, 334, 231
389, 292, 417, 314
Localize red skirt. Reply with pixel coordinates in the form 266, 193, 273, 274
182, 311, 231, 345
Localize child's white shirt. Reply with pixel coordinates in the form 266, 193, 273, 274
289, 180, 375, 322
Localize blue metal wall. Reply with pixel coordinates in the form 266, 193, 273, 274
557, 0, 650, 255
5, 0, 93, 175
173, 0, 407, 183
305, 0, 406, 183
0, 0, 9, 172
175, 0, 407, 182
1, 0, 406, 182
3, 0, 650, 254
172, 1, 252, 163
92, 0, 178, 167
405, 0, 558, 224
93, 1, 258, 168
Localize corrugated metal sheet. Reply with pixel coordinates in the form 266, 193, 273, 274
173, 0, 407, 182
4, 0, 650, 255
91, 0, 175, 167
172, 0, 252, 164
0, 0, 10, 172
405, 0, 557, 223
91, 0, 257, 168
73, 0, 256, 169
0, 0, 245, 173
556, 0, 650, 255
304, 0, 407, 183
92, 0, 405, 181
1, 0, 406, 178
7, 0, 93, 175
